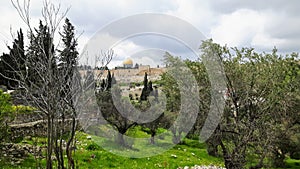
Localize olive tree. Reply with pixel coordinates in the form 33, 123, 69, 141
200, 39, 300, 169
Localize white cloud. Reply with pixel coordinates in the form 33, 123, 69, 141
113, 41, 143, 61
166, 0, 215, 35
1, 0, 300, 60
251, 33, 286, 49
210, 9, 265, 47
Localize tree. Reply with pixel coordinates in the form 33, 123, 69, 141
26, 19, 58, 169
135, 74, 164, 144
161, 52, 200, 144
0, 29, 25, 89
5, 1, 73, 168
26, 20, 56, 87
200, 39, 300, 169
58, 17, 78, 95
161, 53, 181, 113
3, 1, 112, 168
179, 59, 217, 153
96, 70, 136, 147
84, 70, 95, 90
270, 54, 300, 167
140, 103, 165, 144
54, 18, 79, 169
140, 72, 154, 101
140, 72, 149, 101
107, 70, 112, 89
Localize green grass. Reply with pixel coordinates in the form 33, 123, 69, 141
71, 131, 223, 169
284, 158, 300, 168
1, 127, 300, 169
1, 127, 223, 169
266, 158, 300, 169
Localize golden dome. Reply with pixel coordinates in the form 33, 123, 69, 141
123, 58, 133, 65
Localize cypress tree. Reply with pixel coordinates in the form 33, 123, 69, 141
58, 18, 78, 97
0, 29, 25, 89
140, 72, 148, 100
107, 70, 112, 89
58, 18, 78, 74
140, 72, 154, 101
26, 20, 55, 87
148, 81, 153, 96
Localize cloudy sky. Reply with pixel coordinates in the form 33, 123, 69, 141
0, 0, 299, 68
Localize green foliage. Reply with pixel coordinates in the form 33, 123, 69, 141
1, 131, 225, 168
140, 72, 153, 101
13, 105, 35, 114
98, 70, 116, 91
200, 39, 300, 169
0, 90, 13, 114
86, 142, 101, 151
126, 126, 150, 138
160, 72, 181, 112
26, 20, 56, 88
285, 158, 300, 168
96, 75, 136, 147
0, 90, 14, 143
0, 29, 25, 89
2, 129, 300, 168
58, 18, 79, 102
58, 18, 78, 68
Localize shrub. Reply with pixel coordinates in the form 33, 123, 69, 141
13, 105, 35, 114
0, 90, 14, 143
86, 142, 101, 151
0, 85, 7, 92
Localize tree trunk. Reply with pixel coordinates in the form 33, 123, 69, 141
54, 117, 65, 169
59, 116, 65, 169
206, 130, 221, 157
224, 159, 245, 169
54, 139, 61, 169
150, 137, 155, 144
117, 132, 126, 147
172, 131, 182, 144
66, 116, 76, 169
220, 140, 245, 169
206, 143, 219, 157
46, 115, 53, 169
150, 130, 156, 144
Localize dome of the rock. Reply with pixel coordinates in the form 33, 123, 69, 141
123, 58, 133, 68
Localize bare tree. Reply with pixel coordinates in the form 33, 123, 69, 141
2, 5, 111, 169
8, 1, 67, 168
0, 1, 113, 168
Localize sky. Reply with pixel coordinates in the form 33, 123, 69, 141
0, 0, 300, 68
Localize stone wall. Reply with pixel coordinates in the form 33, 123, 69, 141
1, 143, 44, 165
11, 111, 46, 124
10, 120, 47, 140
79, 66, 166, 83
9, 118, 78, 141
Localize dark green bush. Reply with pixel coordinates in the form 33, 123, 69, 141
86, 142, 101, 151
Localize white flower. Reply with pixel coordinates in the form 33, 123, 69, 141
171, 154, 177, 158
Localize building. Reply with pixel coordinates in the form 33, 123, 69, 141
93, 58, 166, 83
123, 58, 133, 68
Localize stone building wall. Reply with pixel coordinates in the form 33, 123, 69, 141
80, 66, 166, 83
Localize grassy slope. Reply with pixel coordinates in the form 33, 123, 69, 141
1, 127, 300, 169
72, 127, 224, 169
